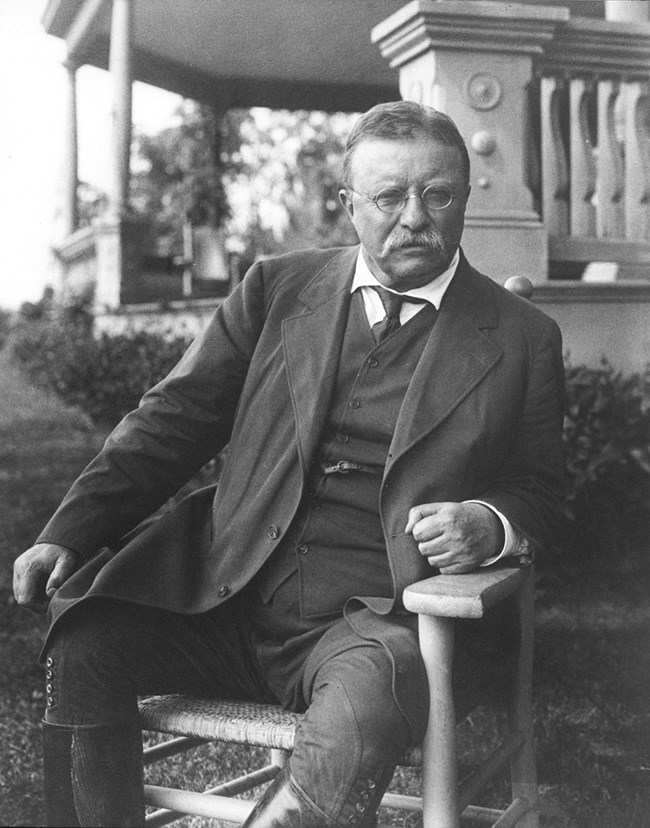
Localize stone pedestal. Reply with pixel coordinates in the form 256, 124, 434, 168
372, 0, 568, 283
93, 216, 151, 311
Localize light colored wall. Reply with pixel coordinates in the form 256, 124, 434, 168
535, 287, 650, 372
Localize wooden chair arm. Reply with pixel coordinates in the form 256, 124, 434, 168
403, 565, 528, 619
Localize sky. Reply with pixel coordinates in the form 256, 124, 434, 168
0, 0, 180, 308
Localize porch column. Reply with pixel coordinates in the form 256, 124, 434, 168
108, 0, 133, 220
95, 0, 134, 310
372, 0, 567, 284
61, 56, 79, 237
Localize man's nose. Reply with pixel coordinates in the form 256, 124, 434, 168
399, 194, 431, 231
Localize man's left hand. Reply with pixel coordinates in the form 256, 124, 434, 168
405, 502, 502, 573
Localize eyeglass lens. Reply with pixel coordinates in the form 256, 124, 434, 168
375, 185, 453, 213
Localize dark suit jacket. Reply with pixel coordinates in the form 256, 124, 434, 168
41, 245, 565, 632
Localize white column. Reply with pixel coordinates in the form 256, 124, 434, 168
94, 0, 134, 311
62, 57, 79, 236
108, 0, 133, 220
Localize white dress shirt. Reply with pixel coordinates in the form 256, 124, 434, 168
350, 247, 523, 566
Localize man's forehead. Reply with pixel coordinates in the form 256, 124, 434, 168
348, 136, 465, 176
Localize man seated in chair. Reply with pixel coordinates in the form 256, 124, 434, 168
14, 101, 565, 828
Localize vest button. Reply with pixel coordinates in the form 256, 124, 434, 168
297, 544, 309, 555
367, 357, 378, 367
337, 433, 349, 443
349, 399, 360, 409
267, 524, 280, 539
218, 585, 230, 598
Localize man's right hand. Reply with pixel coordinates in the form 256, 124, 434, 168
13, 543, 81, 614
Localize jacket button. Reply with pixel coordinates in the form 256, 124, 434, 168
297, 544, 309, 555
218, 586, 230, 598
349, 399, 360, 409
367, 357, 378, 367
267, 525, 280, 539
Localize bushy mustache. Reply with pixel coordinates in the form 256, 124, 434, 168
380, 229, 446, 257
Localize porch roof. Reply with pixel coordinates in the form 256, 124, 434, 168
41, 0, 410, 112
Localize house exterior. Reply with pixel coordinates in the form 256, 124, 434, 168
42, 0, 650, 369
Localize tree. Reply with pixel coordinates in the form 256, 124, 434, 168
131, 101, 237, 257
131, 103, 359, 265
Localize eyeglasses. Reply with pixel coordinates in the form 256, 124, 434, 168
346, 184, 455, 214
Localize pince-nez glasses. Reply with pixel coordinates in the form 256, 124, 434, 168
346, 184, 455, 214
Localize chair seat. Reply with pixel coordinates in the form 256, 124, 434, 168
139, 694, 422, 766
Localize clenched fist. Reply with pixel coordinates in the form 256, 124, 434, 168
405, 501, 503, 574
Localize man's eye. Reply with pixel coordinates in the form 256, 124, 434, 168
374, 189, 404, 208
422, 186, 453, 209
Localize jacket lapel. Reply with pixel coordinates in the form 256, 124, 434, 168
388, 254, 503, 468
282, 246, 357, 468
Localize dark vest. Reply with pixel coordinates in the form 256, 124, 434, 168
250, 291, 437, 624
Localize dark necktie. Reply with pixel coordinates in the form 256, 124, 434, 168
370, 285, 427, 343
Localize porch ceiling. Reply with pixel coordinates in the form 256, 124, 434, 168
42, 0, 410, 112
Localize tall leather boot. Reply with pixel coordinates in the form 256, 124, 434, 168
42, 721, 80, 828
242, 766, 339, 827
42, 719, 145, 827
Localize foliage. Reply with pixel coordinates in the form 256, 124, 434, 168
130, 104, 359, 268
131, 101, 235, 256
11, 312, 192, 426
224, 109, 358, 268
0, 306, 13, 351
562, 360, 650, 569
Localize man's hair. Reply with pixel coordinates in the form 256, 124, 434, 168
342, 100, 470, 188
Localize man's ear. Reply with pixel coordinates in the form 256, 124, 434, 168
339, 189, 354, 218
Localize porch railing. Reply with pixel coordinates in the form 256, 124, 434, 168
536, 16, 650, 279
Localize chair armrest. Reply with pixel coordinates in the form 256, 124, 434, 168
403, 565, 527, 619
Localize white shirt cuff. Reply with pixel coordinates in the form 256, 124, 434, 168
463, 500, 531, 567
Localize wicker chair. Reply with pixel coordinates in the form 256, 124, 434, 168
138, 563, 538, 828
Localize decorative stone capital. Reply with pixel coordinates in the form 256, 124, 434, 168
371, 0, 568, 67
541, 17, 650, 79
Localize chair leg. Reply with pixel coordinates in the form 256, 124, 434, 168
417, 614, 460, 828
508, 572, 539, 828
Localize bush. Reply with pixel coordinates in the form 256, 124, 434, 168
0, 308, 13, 351
11, 315, 193, 426
563, 360, 650, 570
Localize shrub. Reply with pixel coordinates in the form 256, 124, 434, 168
562, 360, 650, 570
0, 308, 13, 351
11, 315, 193, 426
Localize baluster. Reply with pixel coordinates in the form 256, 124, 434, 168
541, 75, 569, 235
623, 81, 650, 240
596, 78, 625, 238
569, 77, 597, 237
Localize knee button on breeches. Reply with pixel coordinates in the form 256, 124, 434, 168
45, 656, 55, 707
344, 778, 377, 824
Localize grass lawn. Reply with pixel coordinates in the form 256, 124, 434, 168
1, 348, 648, 828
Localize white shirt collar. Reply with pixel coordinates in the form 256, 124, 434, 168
350, 246, 459, 310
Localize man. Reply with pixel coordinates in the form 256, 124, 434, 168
14, 101, 565, 827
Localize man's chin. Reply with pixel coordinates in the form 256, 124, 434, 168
380, 249, 449, 288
